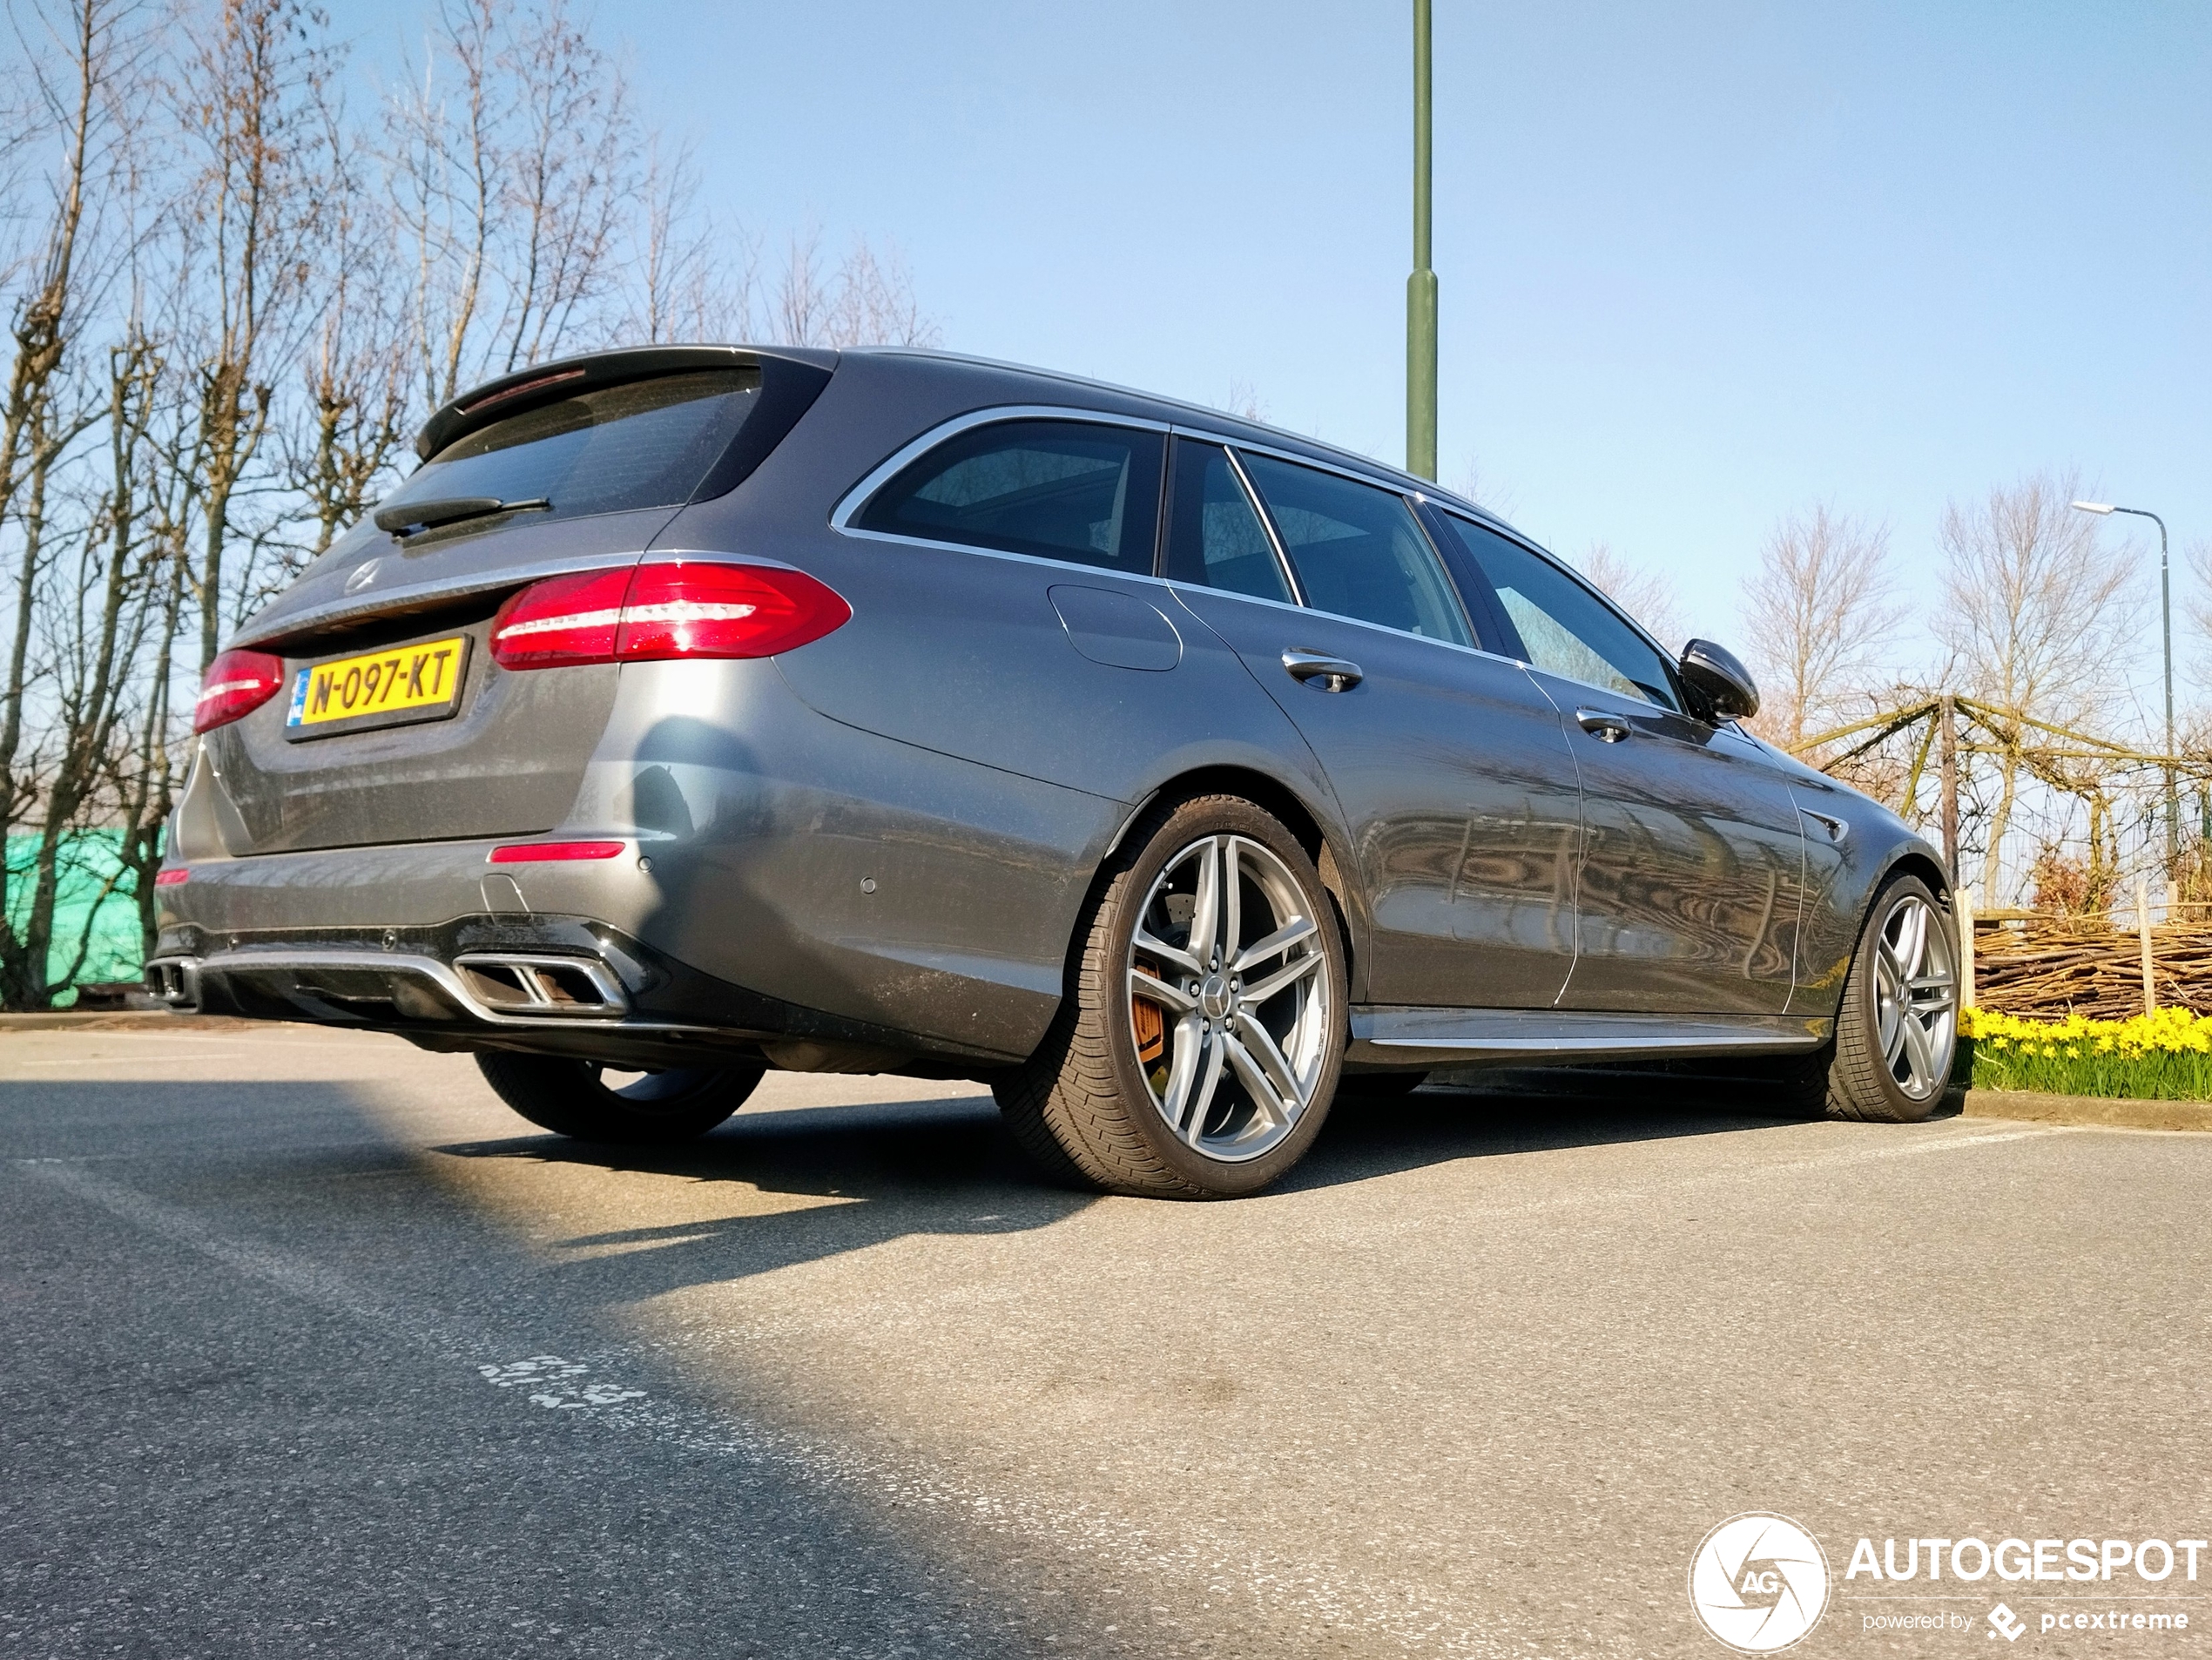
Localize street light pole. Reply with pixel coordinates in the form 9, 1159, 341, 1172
1406, 0, 1437, 481
2073, 500, 2176, 868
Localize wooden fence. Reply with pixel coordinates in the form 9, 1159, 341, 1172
1968, 902, 2211, 1021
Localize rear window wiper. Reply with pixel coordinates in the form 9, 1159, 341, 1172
373, 496, 551, 536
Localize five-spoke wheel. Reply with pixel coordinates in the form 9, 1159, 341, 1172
1128, 833, 1333, 1163
1813, 873, 1961, 1123
1871, 889, 1958, 1103
993, 793, 1347, 1198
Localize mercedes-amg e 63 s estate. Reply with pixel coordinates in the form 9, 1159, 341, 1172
149, 346, 1960, 1198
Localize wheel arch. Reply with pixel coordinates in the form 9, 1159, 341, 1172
1096, 762, 1372, 995
1882, 848, 1952, 908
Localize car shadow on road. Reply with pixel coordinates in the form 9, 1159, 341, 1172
433, 1088, 1094, 1304
1291, 1063, 1961, 1191
428, 1063, 1931, 1305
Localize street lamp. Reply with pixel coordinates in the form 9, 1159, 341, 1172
1406, 0, 1437, 481
2072, 499, 2176, 867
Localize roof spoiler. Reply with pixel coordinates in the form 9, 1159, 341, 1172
415, 343, 840, 461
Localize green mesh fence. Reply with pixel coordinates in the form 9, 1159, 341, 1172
4, 831, 148, 1003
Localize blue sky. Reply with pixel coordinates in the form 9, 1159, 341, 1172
341, 1, 2212, 694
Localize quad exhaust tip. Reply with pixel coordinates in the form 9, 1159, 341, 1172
144, 957, 199, 1007
452, 953, 628, 1016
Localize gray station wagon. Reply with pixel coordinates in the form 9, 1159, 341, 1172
149, 346, 1960, 1198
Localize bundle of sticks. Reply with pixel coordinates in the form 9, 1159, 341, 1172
1972, 916, 2212, 1021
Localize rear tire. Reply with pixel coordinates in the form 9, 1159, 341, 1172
994, 793, 1348, 1199
1784, 874, 1960, 1124
476, 1052, 765, 1144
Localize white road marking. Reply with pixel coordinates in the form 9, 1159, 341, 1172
479, 1353, 648, 1409
2, 1122, 2105, 1659
10, 1153, 1521, 1652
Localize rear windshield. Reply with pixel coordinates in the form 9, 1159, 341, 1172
380, 368, 762, 528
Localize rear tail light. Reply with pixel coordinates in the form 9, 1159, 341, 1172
193, 648, 287, 733
490, 560, 850, 671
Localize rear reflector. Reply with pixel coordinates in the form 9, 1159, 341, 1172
489, 559, 850, 671
153, 867, 190, 887
193, 648, 287, 733
488, 840, 627, 864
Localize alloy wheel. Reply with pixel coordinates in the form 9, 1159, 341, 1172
1872, 892, 1957, 1101
1127, 833, 1333, 1163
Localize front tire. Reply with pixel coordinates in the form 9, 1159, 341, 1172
1810, 874, 1961, 1123
995, 794, 1348, 1198
476, 1052, 765, 1144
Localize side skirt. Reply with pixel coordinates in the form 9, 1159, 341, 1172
1349, 1006, 1833, 1067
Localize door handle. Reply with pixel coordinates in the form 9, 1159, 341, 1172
1282, 650, 1363, 692
1575, 708, 1631, 743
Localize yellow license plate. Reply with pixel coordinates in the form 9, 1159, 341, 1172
284, 634, 471, 739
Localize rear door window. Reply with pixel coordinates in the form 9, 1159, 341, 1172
379, 368, 765, 529
1238, 455, 1474, 647
1439, 513, 1681, 710
855, 419, 1163, 575
1162, 440, 1295, 603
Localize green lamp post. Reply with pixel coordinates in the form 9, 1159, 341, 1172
1407, 0, 1438, 481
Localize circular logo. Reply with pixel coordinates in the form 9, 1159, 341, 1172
1688, 1513, 1830, 1653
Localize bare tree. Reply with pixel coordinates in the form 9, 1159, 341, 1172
2183, 538, 2212, 697
0, 0, 146, 1006
491, 0, 634, 372
12, 331, 160, 1005
1449, 451, 1514, 519
169, 0, 336, 667
388, 0, 641, 403
388, 0, 498, 408
1217, 381, 1265, 423
628, 137, 755, 344
287, 84, 409, 562
1575, 542, 1685, 652
0, 0, 944, 1006
1738, 503, 1903, 750
1937, 467, 2141, 904
767, 226, 937, 349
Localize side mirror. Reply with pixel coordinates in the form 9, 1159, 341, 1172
1679, 638, 1760, 722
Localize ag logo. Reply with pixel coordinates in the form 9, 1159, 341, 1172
1689, 1513, 1830, 1652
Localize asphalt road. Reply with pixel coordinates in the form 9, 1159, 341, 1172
4, 1023, 2209, 1659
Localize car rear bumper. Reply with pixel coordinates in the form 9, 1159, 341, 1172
145, 834, 1034, 1071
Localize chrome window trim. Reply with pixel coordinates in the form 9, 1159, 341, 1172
1165, 574, 1548, 671
1217, 443, 1308, 606
1221, 440, 1481, 651
1178, 424, 1416, 496
828, 402, 1515, 663
829, 404, 1171, 532
833, 524, 1184, 590
1433, 503, 1688, 713
1160, 577, 1309, 622
1521, 658, 1676, 718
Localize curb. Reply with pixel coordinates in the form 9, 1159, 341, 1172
1962, 1088, 2212, 1134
